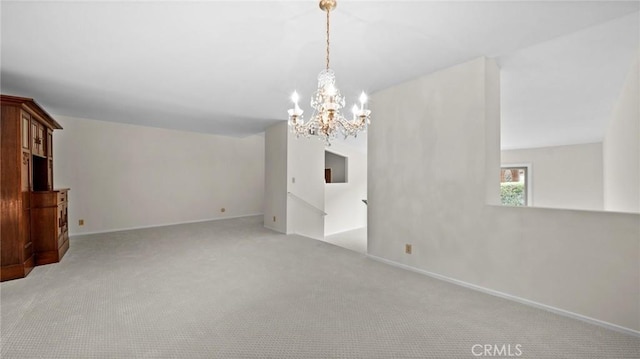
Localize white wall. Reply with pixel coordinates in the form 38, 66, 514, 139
369, 57, 640, 332
603, 52, 640, 213
264, 124, 326, 239
501, 143, 604, 211
286, 134, 325, 240
324, 141, 367, 235
264, 122, 288, 233
53, 116, 264, 235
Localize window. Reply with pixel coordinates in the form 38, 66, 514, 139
500, 166, 529, 206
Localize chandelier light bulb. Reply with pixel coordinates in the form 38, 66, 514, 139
359, 92, 367, 105
288, 91, 303, 121
359, 92, 367, 112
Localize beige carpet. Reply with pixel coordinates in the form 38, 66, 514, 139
1, 216, 638, 358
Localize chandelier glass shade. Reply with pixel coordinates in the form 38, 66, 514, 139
288, 0, 371, 145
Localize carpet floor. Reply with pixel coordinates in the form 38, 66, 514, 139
322, 228, 367, 254
1, 216, 638, 358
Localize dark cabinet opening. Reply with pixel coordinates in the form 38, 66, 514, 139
32, 155, 49, 191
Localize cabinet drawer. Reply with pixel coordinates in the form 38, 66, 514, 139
57, 191, 66, 204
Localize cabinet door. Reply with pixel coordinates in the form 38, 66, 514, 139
47, 130, 53, 157
56, 204, 64, 238
31, 121, 38, 153
37, 124, 45, 156
21, 112, 30, 150
63, 204, 68, 234
31, 122, 45, 156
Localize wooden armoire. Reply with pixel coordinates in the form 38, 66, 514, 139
1, 94, 70, 282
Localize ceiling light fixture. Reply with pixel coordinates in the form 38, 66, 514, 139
288, 0, 371, 145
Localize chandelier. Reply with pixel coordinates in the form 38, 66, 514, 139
288, 0, 371, 145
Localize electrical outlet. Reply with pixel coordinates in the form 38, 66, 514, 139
292, 177, 296, 184
221, 208, 226, 213
79, 219, 84, 226
273, 216, 276, 222
405, 244, 412, 254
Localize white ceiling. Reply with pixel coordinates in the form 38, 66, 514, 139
1, 1, 638, 150
499, 12, 639, 150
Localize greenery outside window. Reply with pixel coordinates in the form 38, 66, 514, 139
500, 166, 528, 206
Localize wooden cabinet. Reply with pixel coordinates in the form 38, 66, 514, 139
1, 94, 68, 282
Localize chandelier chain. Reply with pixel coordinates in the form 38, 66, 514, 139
326, 9, 330, 70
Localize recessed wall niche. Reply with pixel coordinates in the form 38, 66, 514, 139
325, 150, 347, 183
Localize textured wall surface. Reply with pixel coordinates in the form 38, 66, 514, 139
604, 52, 640, 213
369, 57, 640, 332
54, 116, 265, 234
287, 134, 325, 240
264, 122, 288, 233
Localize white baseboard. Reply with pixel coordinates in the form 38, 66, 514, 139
367, 254, 640, 338
70, 213, 264, 236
